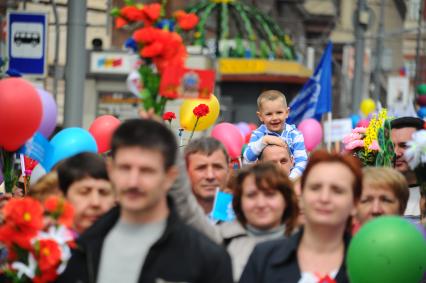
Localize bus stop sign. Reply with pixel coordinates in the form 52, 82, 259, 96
7, 11, 47, 76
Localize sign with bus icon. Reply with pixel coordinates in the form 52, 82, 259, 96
7, 11, 47, 76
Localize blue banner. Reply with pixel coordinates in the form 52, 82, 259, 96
287, 41, 333, 125
18, 132, 53, 168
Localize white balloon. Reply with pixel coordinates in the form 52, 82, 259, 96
29, 164, 46, 187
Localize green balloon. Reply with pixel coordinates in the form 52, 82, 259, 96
417, 83, 426, 95
347, 216, 426, 283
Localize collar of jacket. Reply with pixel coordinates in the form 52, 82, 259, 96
76, 196, 181, 283
269, 228, 352, 267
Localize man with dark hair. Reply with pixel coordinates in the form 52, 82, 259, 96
57, 152, 116, 234
184, 137, 231, 214
391, 116, 424, 222
59, 119, 233, 283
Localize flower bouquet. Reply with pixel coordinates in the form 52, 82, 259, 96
111, 0, 199, 115
0, 196, 75, 283
342, 109, 395, 166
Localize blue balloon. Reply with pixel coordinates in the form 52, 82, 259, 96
417, 107, 426, 119
43, 127, 98, 171
350, 114, 361, 128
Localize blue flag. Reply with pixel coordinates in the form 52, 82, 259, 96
210, 189, 236, 222
287, 41, 333, 125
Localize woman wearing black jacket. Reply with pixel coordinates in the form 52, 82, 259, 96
239, 150, 362, 283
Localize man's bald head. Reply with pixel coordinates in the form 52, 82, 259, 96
259, 144, 294, 176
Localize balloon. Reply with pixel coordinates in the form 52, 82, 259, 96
347, 216, 426, 283
29, 164, 46, 187
417, 95, 426, 107
350, 114, 361, 128
297, 119, 323, 151
180, 95, 220, 131
236, 122, 251, 136
36, 88, 58, 138
416, 83, 426, 95
418, 107, 426, 119
89, 115, 121, 153
43, 127, 98, 171
211, 123, 244, 159
360, 98, 376, 116
0, 78, 42, 151
248, 123, 257, 131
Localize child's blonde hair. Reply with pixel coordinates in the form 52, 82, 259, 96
257, 90, 287, 110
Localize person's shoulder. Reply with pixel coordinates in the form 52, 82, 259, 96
175, 220, 228, 254
251, 233, 298, 263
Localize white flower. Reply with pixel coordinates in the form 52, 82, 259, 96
11, 253, 37, 279
405, 130, 426, 169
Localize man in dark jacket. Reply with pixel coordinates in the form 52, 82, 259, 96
58, 119, 233, 283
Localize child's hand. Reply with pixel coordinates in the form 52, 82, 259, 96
262, 135, 286, 147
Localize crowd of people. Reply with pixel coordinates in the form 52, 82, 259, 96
0, 89, 425, 283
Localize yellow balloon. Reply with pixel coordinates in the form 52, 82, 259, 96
180, 95, 220, 131
360, 98, 376, 116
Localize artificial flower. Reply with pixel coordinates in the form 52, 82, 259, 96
142, 3, 161, 23
405, 130, 426, 170
120, 6, 144, 22
33, 239, 62, 272
193, 104, 209, 117
115, 17, 128, 29
175, 11, 199, 30
2, 198, 44, 234
43, 196, 75, 228
162, 111, 176, 121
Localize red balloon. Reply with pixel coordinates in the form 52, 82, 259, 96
0, 78, 42, 151
89, 115, 121, 153
211, 123, 244, 159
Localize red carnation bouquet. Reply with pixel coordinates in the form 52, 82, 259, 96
0, 196, 75, 283
111, 1, 199, 115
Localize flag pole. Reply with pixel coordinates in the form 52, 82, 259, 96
326, 112, 332, 152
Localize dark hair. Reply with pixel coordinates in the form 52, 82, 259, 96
111, 119, 177, 170
57, 152, 109, 194
232, 162, 299, 236
184, 137, 229, 165
390, 117, 424, 130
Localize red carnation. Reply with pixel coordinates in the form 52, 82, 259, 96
142, 3, 161, 22
162, 112, 176, 121
176, 12, 199, 30
120, 6, 145, 22
193, 104, 210, 118
43, 196, 75, 228
141, 41, 165, 58
115, 17, 128, 29
33, 239, 62, 272
133, 26, 159, 44
3, 198, 44, 234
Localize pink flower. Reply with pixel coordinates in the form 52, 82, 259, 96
353, 127, 367, 134
368, 140, 380, 151
342, 133, 363, 144
345, 139, 365, 151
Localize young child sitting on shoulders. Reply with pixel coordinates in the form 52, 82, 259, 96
243, 90, 308, 179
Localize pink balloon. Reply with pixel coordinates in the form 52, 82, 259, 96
297, 118, 323, 151
89, 115, 121, 153
356, 119, 370, 128
211, 123, 244, 159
